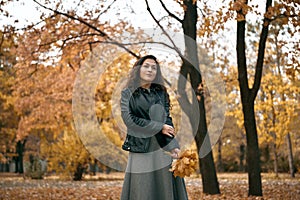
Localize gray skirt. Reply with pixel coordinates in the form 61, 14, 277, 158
121, 138, 188, 200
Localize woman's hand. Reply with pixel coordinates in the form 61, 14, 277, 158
162, 124, 175, 137
170, 148, 180, 159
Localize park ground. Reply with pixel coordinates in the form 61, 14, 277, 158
0, 172, 299, 200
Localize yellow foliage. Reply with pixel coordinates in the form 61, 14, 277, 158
46, 127, 91, 180
100, 120, 123, 147
255, 71, 299, 148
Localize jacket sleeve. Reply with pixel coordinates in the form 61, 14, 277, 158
164, 92, 174, 127
121, 89, 164, 137
155, 90, 180, 151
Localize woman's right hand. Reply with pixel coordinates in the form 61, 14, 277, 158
170, 148, 180, 159
162, 124, 175, 137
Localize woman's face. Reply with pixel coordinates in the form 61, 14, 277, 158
139, 58, 158, 85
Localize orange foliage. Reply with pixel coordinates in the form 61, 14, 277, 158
170, 149, 198, 178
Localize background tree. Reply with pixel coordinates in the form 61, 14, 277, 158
256, 72, 298, 176
257, 15, 299, 177
0, 31, 20, 172
229, 0, 300, 195
11, 13, 142, 178
46, 128, 91, 180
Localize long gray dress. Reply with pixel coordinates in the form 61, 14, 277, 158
120, 137, 189, 200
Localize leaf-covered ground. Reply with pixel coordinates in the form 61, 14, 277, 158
0, 173, 299, 200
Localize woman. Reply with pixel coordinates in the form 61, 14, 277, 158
120, 55, 188, 200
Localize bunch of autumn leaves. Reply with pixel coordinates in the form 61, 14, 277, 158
170, 149, 198, 178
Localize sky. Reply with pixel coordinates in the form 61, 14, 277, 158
1, 0, 228, 29
1, 0, 166, 28
0, 0, 39, 27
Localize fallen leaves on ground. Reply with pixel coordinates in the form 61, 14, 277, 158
0, 173, 299, 200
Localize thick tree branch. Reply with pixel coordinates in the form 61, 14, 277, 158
177, 59, 193, 117
236, 20, 249, 99
251, 0, 273, 101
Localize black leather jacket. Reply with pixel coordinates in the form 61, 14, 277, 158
121, 86, 179, 153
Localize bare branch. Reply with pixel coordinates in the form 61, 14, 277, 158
2, 14, 57, 34
32, 0, 139, 58
33, 0, 107, 37
270, 13, 299, 22
158, 0, 183, 23
0, 32, 4, 49
197, 5, 206, 17
174, 0, 183, 8
144, 0, 184, 58
96, 0, 118, 20
94, 40, 177, 51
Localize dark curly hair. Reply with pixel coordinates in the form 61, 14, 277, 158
126, 55, 166, 92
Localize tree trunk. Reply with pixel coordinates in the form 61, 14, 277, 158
178, 0, 220, 194
73, 163, 86, 181
236, 0, 272, 195
273, 142, 278, 177
237, 22, 263, 194
242, 103, 262, 196
270, 91, 278, 177
15, 140, 26, 174
239, 143, 245, 172
217, 138, 224, 172
286, 133, 295, 178
196, 92, 220, 194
